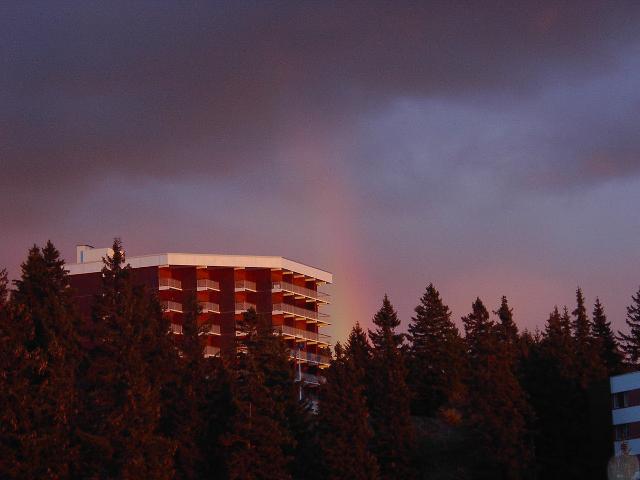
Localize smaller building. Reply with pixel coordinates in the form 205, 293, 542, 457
611, 371, 640, 456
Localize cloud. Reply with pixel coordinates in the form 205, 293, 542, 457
3, 1, 640, 339
2, 1, 639, 199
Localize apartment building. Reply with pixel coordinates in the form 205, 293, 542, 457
68, 245, 332, 387
611, 371, 640, 457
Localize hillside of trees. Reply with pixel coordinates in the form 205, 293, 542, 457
2, 239, 640, 479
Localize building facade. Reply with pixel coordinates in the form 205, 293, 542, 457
611, 371, 640, 456
68, 245, 332, 387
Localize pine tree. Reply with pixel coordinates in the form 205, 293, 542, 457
1, 242, 80, 478
524, 307, 579, 478
161, 294, 205, 480
222, 308, 295, 480
462, 297, 533, 479
344, 321, 372, 385
462, 297, 494, 360
571, 288, 606, 387
494, 295, 519, 347
527, 300, 608, 479
0, 268, 7, 307
76, 238, 175, 479
0, 267, 27, 477
407, 283, 465, 416
317, 342, 379, 480
591, 297, 623, 375
367, 295, 415, 479
545, 306, 574, 377
199, 358, 234, 480
619, 286, 640, 367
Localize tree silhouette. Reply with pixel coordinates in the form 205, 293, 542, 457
368, 295, 415, 479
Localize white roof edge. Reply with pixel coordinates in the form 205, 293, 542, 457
67, 252, 332, 283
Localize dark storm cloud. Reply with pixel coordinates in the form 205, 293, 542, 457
2, 0, 640, 222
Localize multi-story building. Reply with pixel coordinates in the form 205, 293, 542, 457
611, 371, 640, 457
68, 245, 332, 387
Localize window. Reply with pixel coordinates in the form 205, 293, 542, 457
613, 392, 629, 409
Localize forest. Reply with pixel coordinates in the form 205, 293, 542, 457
1, 239, 639, 479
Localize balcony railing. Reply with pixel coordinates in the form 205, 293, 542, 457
235, 280, 257, 291
159, 277, 182, 290
201, 323, 221, 335
199, 301, 220, 314
273, 303, 329, 324
204, 345, 221, 358
169, 323, 183, 335
289, 349, 331, 366
272, 281, 329, 303
298, 372, 327, 385
197, 278, 220, 291
274, 324, 331, 345
161, 300, 183, 313
235, 302, 257, 313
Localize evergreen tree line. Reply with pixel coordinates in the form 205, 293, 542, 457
1, 239, 640, 479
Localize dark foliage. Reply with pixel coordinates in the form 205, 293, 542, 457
620, 286, 640, 368
462, 298, 533, 479
222, 308, 295, 480
407, 283, 466, 416
0, 240, 636, 479
0, 242, 80, 478
592, 297, 623, 375
316, 342, 379, 480
75, 239, 175, 479
368, 295, 416, 479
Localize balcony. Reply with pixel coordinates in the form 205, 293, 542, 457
235, 302, 257, 313
272, 303, 330, 325
159, 277, 182, 291
197, 278, 220, 291
274, 324, 331, 345
201, 323, 221, 336
204, 345, 221, 358
272, 281, 329, 304
199, 301, 220, 314
169, 323, 183, 335
289, 349, 331, 366
235, 279, 257, 291
298, 372, 327, 385
161, 300, 183, 313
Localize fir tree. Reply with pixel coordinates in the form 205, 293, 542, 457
199, 358, 234, 480
462, 297, 494, 359
462, 297, 533, 479
223, 308, 295, 480
571, 288, 590, 355
76, 238, 175, 479
0, 268, 7, 307
317, 342, 379, 480
2, 242, 80, 478
344, 321, 372, 385
368, 295, 415, 479
161, 294, 205, 480
0, 267, 27, 477
523, 307, 577, 478
407, 283, 465, 416
545, 306, 574, 377
369, 296, 404, 351
571, 288, 606, 387
619, 286, 640, 367
494, 295, 519, 347
591, 297, 623, 375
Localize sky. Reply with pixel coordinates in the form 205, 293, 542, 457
2, 1, 640, 342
